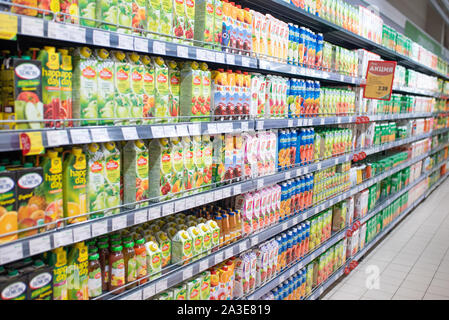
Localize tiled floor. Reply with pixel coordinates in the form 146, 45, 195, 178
322, 177, 449, 300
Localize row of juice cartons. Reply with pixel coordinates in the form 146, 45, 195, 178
312, 163, 351, 206
260, 238, 348, 300
394, 65, 440, 92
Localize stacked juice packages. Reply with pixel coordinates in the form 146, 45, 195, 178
274, 222, 310, 272
277, 128, 315, 170
287, 79, 321, 118
312, 162, 351, 206
279, 175, 314, 221
321, 42, 357, 76
320, 88, 355, 116
320, 0, 360, 35
313, 127, 353, 161
308, 208, 333, 251
219, 1, 253, 55
251, 12, 288, 62
287, 24, 324, 68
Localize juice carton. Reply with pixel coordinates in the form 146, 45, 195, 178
197, 222, 212, 256
72, 47, 98, 126
211, 69, 227, 121
96, 0, 118, 31
214, 0, 223, 48
127, 53, 145, 124
0, 166, 17, 244
202, 134, 213, 188
60, 0, 79, 24
111, 51, 131, 125
145, 241, 162, 280
171, 229, 193, 264
224, 133, 234, 180
153, 57, 171, 123
148, 138, 173, 201
233, 134, 243, 180
85, 143, 106, 219
180, 61, 202, 121
192, 135, 204, 190
38, 150, 63, 230
0, 269, 27, 300
102, 142, 121, 215
182, 136, 195, 194
24, 260, 53, 300
199, 271, 211, 300
45, 247, 67, 300
57, 49, 73, 127
117, 0, 133, 34
11, 0, 37, 16
160, 0, 174, 41
131, 0, 147, 34
187, 278, 200, 300
173, 283, 187, 300
200, 63, 212, 121
94, 49, 115, 125
212, 134, 225, 185
147, 0, 162, 39
67, 242, 89, 300
155, 230, 171, 267
187, 226, 203, 261
173, 0, 186, 42
168, 60, 180, 122
141, 55, 156, 124
194, 0, 215, 48
123, 140, 149, 209
62, 148, 87, 225
206, 219, 220, 250
79, 0, 96, 27
12, 163, 44, 238
184, 0, 195, 42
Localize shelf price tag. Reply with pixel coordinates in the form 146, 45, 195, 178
93, 30, 110, 47
222, 187, 232, 199
207, 123, 218, 134
21, 17, 44, 37
241, 57, 250, 67
134, 38, 149, 52
214, 252, 224, 265
90, 128, 110, 142
195, 195, 205, 206
118, 34, 134, 50
134, 210, 148, 225
182, 267, 193, 280
174, 199, 186, 212
29, 236, 51, 256
151, 126, 165, 138
64, 24, 87, 42
112, 215, 127, 231
233, 184, 241, 195
251, 236, 259, 246
162, 202, 174, 216
256, 121, 264, 130
188, 123, 201, 136
163, 125, 178, 137
70, 129, 91, 144
257, 179, 264, 189
123, 290, 142, 301
155, 279, 168, 294
48, 22, 69, 39
225, 247, 234, 258
73, 224, 91, 242
177, 45, 189, 58
121, 127, 139, 140
91, 220, 108, 237
285, 171, 291, 180
196, 49, 208, 60
47, 130, 69, 147
214, 189, 223, 201
206, 50, 216, 62
241, 121, 249, 131
0, 243, 23, 265
215, 52, 225, 64
153, 41, 166, 55
148, 206, 161, 220
199, 259, 209, 272
226, 54, 236, 65
53, 229, 73, 248
143, 284, 156, 300
239, 242, 247, 252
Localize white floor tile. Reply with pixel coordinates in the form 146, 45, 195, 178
434, 271, 449, 281
338, 283, 368, 296
399, 279, 430, 292
423, 293, 449, 300
362, 289, 394, 300
404, 273, 433, 285
426, 284, 449, 297
329, 291, 361, 300
394, 287, 426, 299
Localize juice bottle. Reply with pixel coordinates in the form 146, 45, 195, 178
109, 245, 125, 294
102, 142, 121, 215
96, 0, 118, 31
85, 143, 106, 219
134, 238, 147, 284
57, 49, 73, 127
39, 149, 63, 230
62, 147, 87, 225
0, 166, 18, 244
87, 253, 102, 299
118, 0, 133, 34
67, 242, 89, 300
141, 55, 156, 124
123, 140, 149, 209
123, 241, 137, 289
46, 247, 68, 300
98, 242, 109, 291
94, 49, 115, 125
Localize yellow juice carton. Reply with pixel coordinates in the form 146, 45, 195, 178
102, 142, 121, 215
123, 140, 149, 209
199, 270, 211, 300
192, 135, 204, 190
155, 230, 171, 267
84, 143, 106, 219
172, 229, 193, 265
197, 222, 212, 256
94, 49, 115, 125
145, 241, 162, 280
173, 283, 187, 300
202, 134, 213, 189
180, 61, 202, 122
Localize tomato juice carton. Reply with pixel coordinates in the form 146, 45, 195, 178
72, 47, 97, 126
141, 55, 156, 124
168, 60, 180, 122
123, 140, 149, 209
11, 0, 38, 17
94, 49, 115, 125
184, 0, 195, 42
0, 166, 17, 244
96, 0, 118, 31
171, 229, 193, 265
173, 0, 186, 43
145, 241, 162, 279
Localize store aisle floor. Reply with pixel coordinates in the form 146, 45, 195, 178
322, 177, 449, 300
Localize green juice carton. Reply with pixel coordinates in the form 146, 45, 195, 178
192, 135, 204, 191
145, 241, 162, 280
96, 0, 118, 31
186, 277, 200, 300
102, 142, 121, 215
168, 60, 180, 122
172, 229, 193, 265
79, 0, 96, 27
148, 137, 176, 201
111, 51, 131, 125
127, 53, 145, 124
57, 49, 73, 127
94, 49, 116, 125
187, 226, 203, 261
38, 150, 63, 230
212, 133, 225, 185
118, 0, 133, 34
184, 0, 195, 43
155, 291, 173, 300
155, 230, 171, 267
84, 143, 106, 219
141, 55, 156, 124
67, 242, 89, 300
206, 219, 220, 250
147, 0, 162, 39
199, 271, 211, 300
132, 0, 147, 35
213, 0, 223, 48
45, 247, 67, 300
202, 134, 213, 189
62, 147, 87, 225
173, 283, 187, 300
194, 0, 215, 48
123, 140, 149, 209
153, 57, 170, 123
199, 62, 211, 121
160, 0, 174, 41
182, 136, 195, 194
180, 61, 202, 121
72, 47, 98, 126
197, 223, 211, 257
171, 137, 185, 197
173, 0, 186, 43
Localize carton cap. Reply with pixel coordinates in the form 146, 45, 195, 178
33, 260, 44, 267
24, 162, 33, 168
0, 166, 4, 172
8, 270, 18, 277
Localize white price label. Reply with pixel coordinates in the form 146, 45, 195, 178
134, 210, 148, 225
282, 223, 288, 231
70, 129, 91, 144
29, 236, 51, 256
296, 169, 302, 176
151, 126, 165, 138
225, 247, 234, 258
340, 75, 345, 82
257, 179, 264, 189
123, 290, 142, 300
188, 123, 201, 136
91, 220, 108, 237
207, 123, 218, 134
122, 127, 139, 140
174, 199, 186, 212
233, 184, 241, 195
183, 267, 193, 280
153, 41, 166, 55
303, 166, 309, 174
163, 125, 178, 137
196, 49, 208, 60
288, 119, 294, 127
320, 118, 325, 125
285, 171, 291, 180
199, 259, 209, 271
162, 202, 174, 216
47, 130, 69, 147
259, 60, 269, 69
214, 189, 223, 201
195, 195, 205, 207
215, 52, 225, 64
112, 215, 127, 231
256, 121, 264, 130
214, 252, 224, 265
93, 30, 110, 47
222, 187, 232, 198
73, 224, 91, 242
0, 243, 23, 265
239, 242, 247, 252
134, 38, 149, 52
48, 22, 68, 39
241, 121, 249, 131
317, 163, 322, 171
241, 57, 250, 67
251, 236, 259, 246
148, 206, 161, 220
155, 279, 168, 294
176, 125, 189, 136
21, 17, 44, 37
90, 128, 110, 142
337, 117, 342, 124
297, 119, 303, 127
143, 284, 156, 300
67, 25, 86, 43
206, 50, 216, 62
279, 275, 285, 283
175, 45, 188, 58
53, 229, 73, 248
293, 217, 299, 225
226, 54, 236, 65
118, 34, 134, 50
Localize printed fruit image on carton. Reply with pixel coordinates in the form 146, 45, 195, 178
0, 208, 18, 244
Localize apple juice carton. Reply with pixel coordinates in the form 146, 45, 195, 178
168, 60, 180, 122
123, 140, 149, 209
60, 0, 79, 24
180, 61, 202, 122
148, 138, 173, 201
155, 230, 171, 267
84, 143, 105, 220
199, 271, 211, 300
197, 222, 212, 256
170, 137, 184, 197
187, 226, 203, 261
101, 142, 121, 215
140, 55, 155, 124
127, 53, 145, 124
79, 0, 96, 27
184, 0, 195, 42
0, 166, 17, 244
72, 47, 97, 126
117, 0, 133, 34
152, 57, 170, 123
96, 0, 118, 31
111, 51, 131, 125
206, 219, 220, 251
182, 136, 195, 194
38, 150, 63, 230
94, 49, 115, 125
147, 0, 161, 39
212, 134, 225, 185
192, 135, 204, 190
145, 241, 162, 280
199, 62, 212, 121
194, 0, 215, 49
45, 247, 67, 300
160, 0, 174, 41
202, 134, 213, 189
213, 0, 223, 49
172, 229, 193, 265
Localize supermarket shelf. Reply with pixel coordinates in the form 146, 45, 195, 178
392, 86, 440, 98
240, 0, 449, 81
244, 228, 347, 300
425, 171, 449, 198
306, 264, 348, 300
363, 132, 433, 157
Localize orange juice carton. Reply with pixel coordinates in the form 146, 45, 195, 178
11, 0, 38, 17
172, 229, 193, 264
0, 166, 17, 244
194, 0, 215, 48
242, 8, 252, 55
202, 134, 213, 189
220, 1, 233, 53
131, 0, 147, 34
